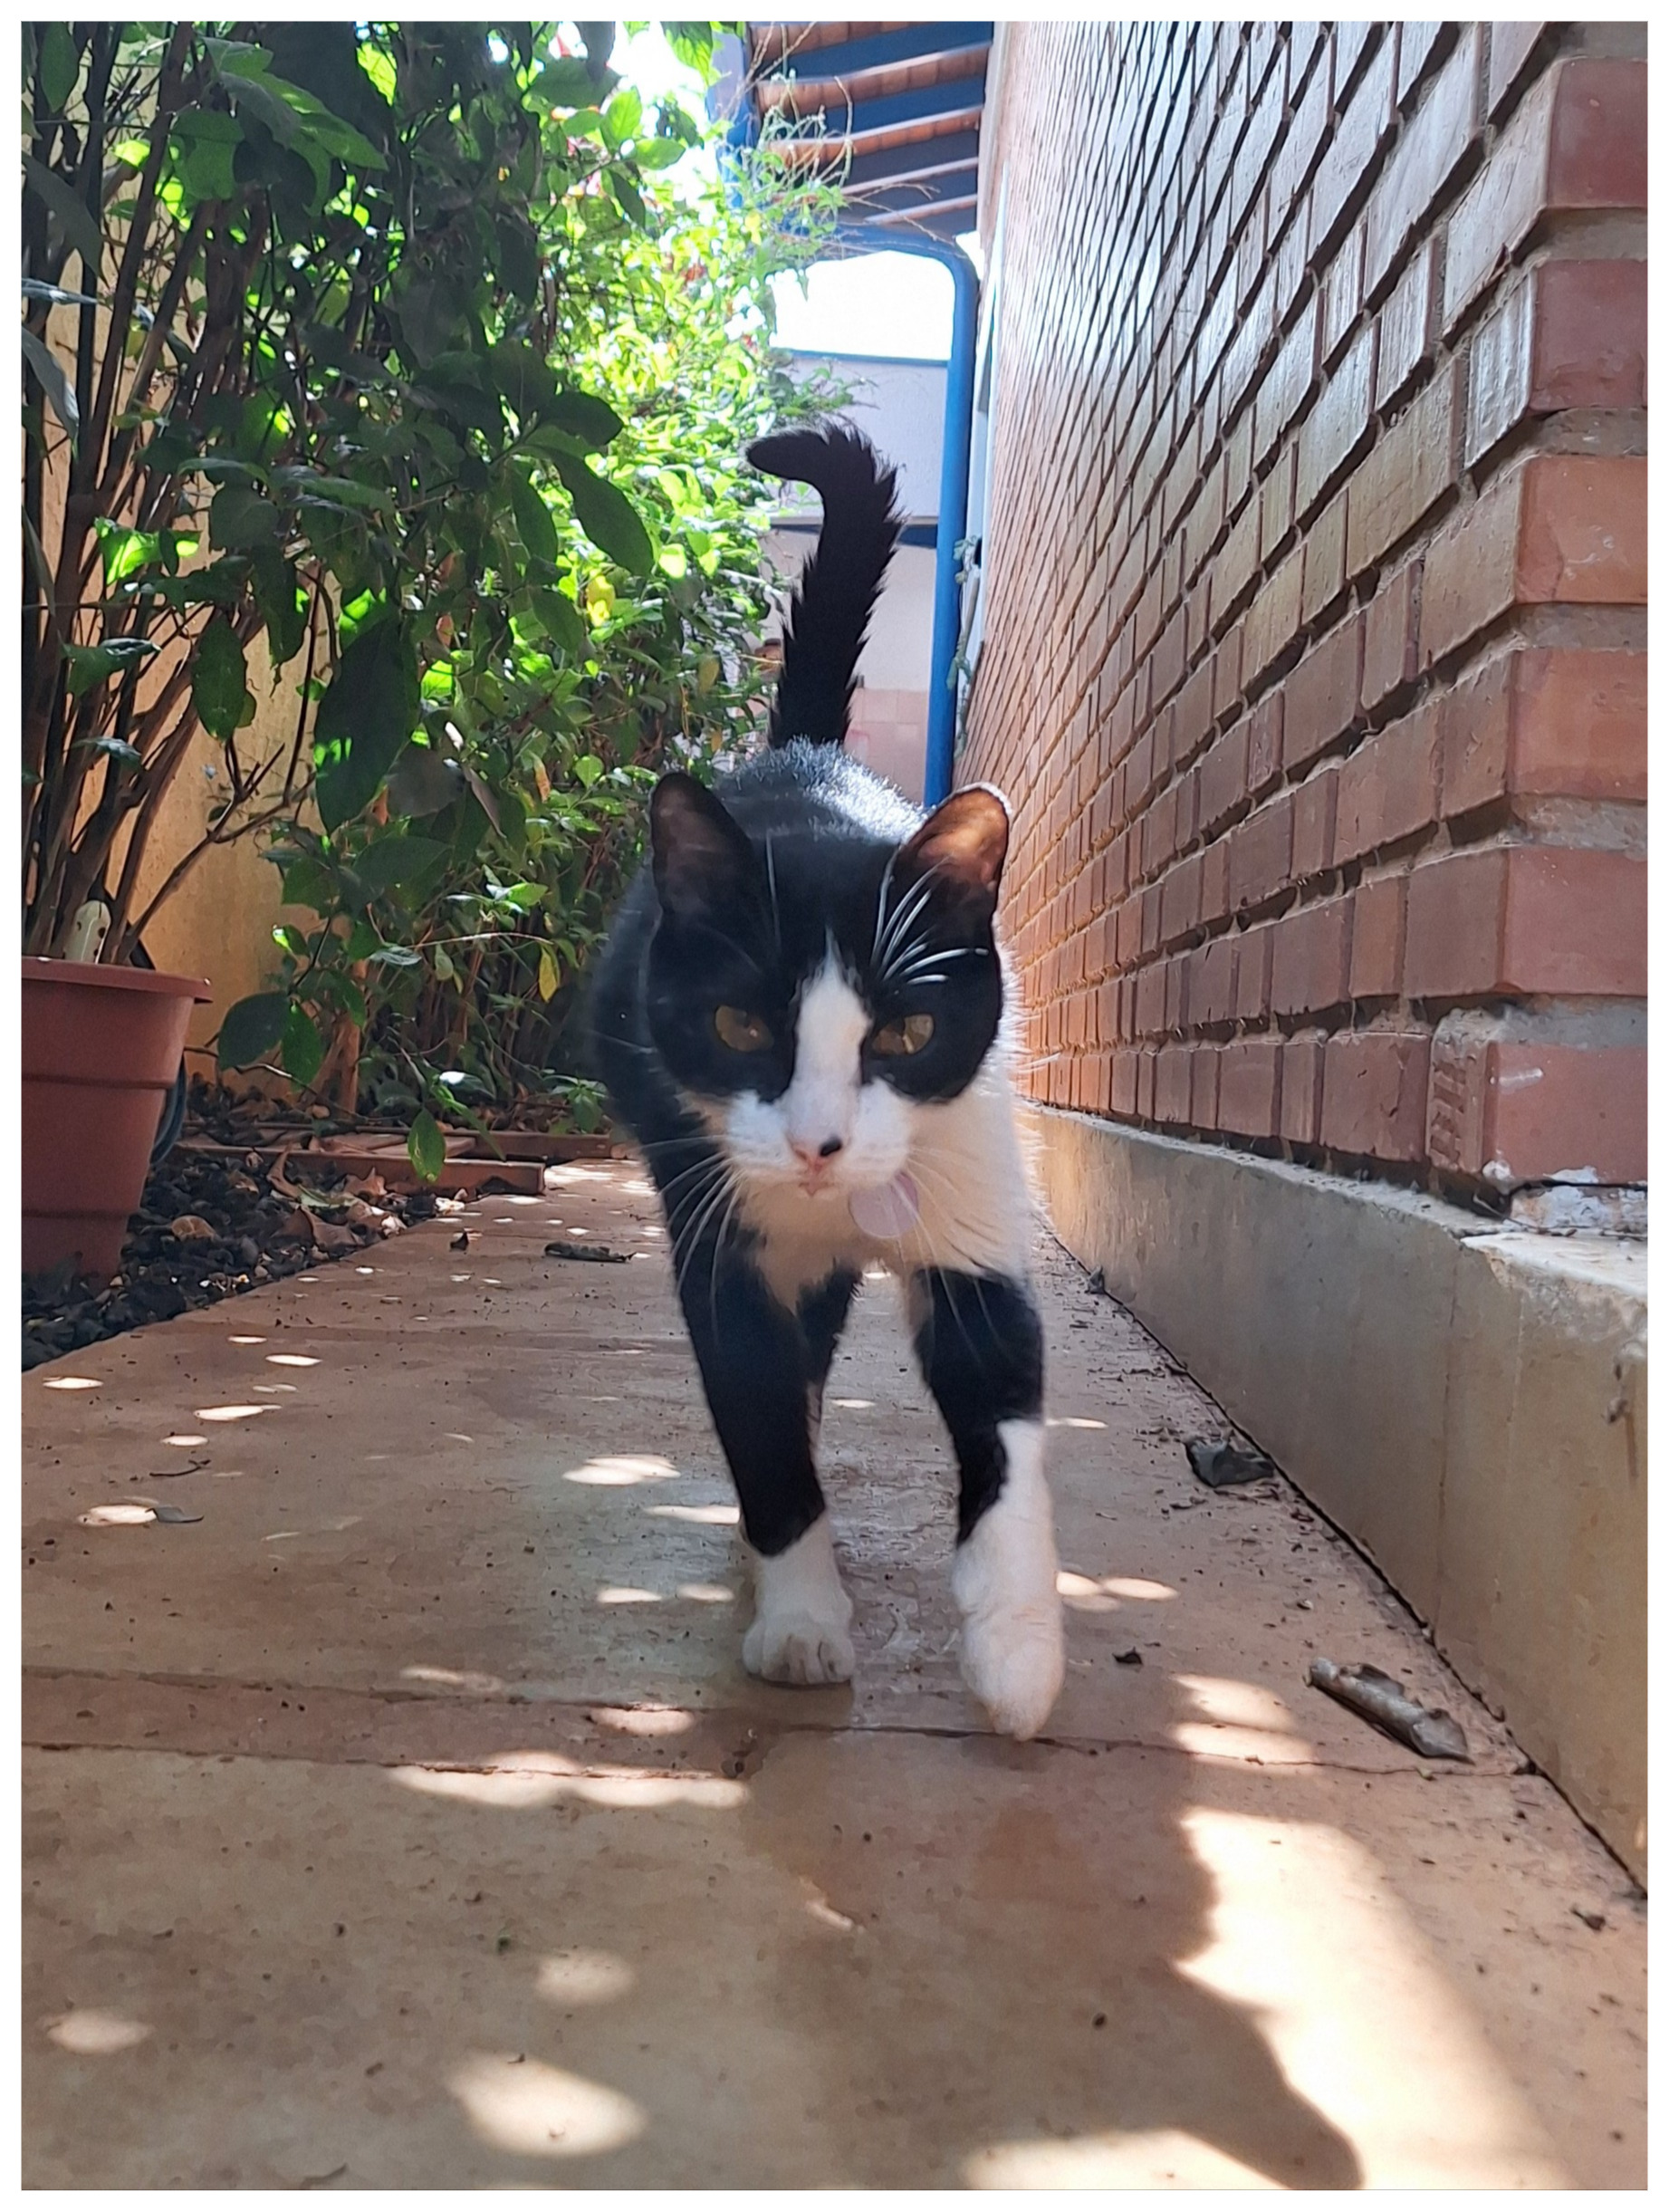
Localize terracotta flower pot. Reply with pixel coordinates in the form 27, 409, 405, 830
22, 957, 212, 1280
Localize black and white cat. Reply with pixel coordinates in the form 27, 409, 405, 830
590, 426, 1064, 1738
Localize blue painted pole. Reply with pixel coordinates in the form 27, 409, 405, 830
835, 227, 979, 805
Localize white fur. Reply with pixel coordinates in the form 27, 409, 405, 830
743, 1514, 854, 1686
952, 1419, 1065, 1740
715, 952, 1034, 1309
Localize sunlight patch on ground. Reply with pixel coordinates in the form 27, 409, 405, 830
586, 1707, 695, 1737
390, 1753, 745, 1812
645, 1501, 739, 1525
1048, 1415, 1108, 1429
401, 1665, 507, 1695
1178, 1809, 1568, 2186
41, 1376, 100, 1390
265, 1353, 319, 1368
535, 1950, 636, 2004
1057, 1570, 1177, 1611
1171, 1674, 1312, 1764
565, 1454, 679, 1486
676, 1582, 734, 1604
596, 1587, 660, 1606
966, 2129, 1277, 2188
43, 2009, 151, 2055
448, 2053, 645, 2159
192, 1403, 274, 1423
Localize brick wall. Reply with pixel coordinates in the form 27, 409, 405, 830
965, 22, 1645, 1196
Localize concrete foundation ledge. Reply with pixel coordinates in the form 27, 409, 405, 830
1022, 1105, 1646, 1883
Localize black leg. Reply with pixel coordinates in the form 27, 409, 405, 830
799, 1267, 859, 1402
910, 1268, 1045, 1540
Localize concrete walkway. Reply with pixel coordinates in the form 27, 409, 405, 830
23, 1163, 1644, 2188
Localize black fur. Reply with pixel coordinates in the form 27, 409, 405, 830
747, 425, 903, 748
911, 1270, 1045, 1542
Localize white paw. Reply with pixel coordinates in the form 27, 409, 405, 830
743, 1514, 854, 1689
959, 1601, 1065, 1739
743, 1612, 855, 1686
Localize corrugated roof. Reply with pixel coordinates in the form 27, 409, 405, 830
743, 20, 991, 240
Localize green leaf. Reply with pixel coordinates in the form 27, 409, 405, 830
602, 87, 643, 149
313, 619, 420, 830
607, 168, 648, 228
490, 341, 558, 425
210, 482, 279, 551
541, 54, 609, 106
537, 945, 559, 1002
193, 615, 255, 739
170, 108, 244, 201
493, 211, 541, 303
573, 753, 604, 789
278, 856, 335, 911
281, 1002, 325, 1089
63, 636, 158, 695
387, 744, 462, 817
537, 390, 624, 451
355, 833, 450, 896
510, 469, 560, 570
23, 154, 103, 274
217, 992, 289, 1072
408, 1108, 446, 1185
36, 22, 78, 111
531, 586, 589, 659
252, 549, 308, 666
21, 327, 78, 447
552, 457, 654, 575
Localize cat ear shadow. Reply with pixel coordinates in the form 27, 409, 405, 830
897, 784, 1011, 914
650, 772, 759, 921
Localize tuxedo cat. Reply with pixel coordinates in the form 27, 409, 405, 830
590, 426, 1064, 1738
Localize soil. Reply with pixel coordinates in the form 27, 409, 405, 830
22, 1127, 446, 1372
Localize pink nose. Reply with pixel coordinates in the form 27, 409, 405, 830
791, 1135, 845, 1166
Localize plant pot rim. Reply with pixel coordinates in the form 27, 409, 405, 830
23, 956, 211, 1002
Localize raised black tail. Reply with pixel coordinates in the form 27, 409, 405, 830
747, 424, 902, 748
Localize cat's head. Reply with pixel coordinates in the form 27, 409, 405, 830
644, 772, 1008, 1199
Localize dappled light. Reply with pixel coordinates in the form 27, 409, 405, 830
192, 1403, 274, 1423
965, 2128, 1277, 2188
1048, 1415, 1108, 1430
535, 1950, 636, 2005
1057, 1569, 1177, 1611
161, 1432, 206, 1447
676, 1582, 735, 1604
1172, 1675, 1311, 1764
596, 1587, 660, 1606
1178, 1810, 1565, 2185
401, 1666, 507, 1694
448, 2053, 645, 2159
227, 1335, 266, 1345
266, 1353, 319, 1368
564, 1454, 679, 1486
389, 1754, 746, 1812
41, 1376, 100, 1391
829, 1397, 874, 1410
43, 2009, 151, 2056
586, 1707, 695, 1737
645, 1501, 739, 1526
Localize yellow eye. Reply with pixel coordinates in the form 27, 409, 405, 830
715, 1005, 772, 1053
870, 1013, 935, 1058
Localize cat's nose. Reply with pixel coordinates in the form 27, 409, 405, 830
790, 1133, 843, 1169
817, 1136, 844, 1158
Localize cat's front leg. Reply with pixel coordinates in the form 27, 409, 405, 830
910, 1268, 1065, 1739
675, 1245, 854, 1687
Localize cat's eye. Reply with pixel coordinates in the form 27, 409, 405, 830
715, 1005, 772, 1053
870, 1013, 935, 1058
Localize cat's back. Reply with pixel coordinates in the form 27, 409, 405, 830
715, 738, 924, 848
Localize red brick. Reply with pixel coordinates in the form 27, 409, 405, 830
1269, 41, 1332, 236
1300, 489, 1348, 624
1259, 444, 1297, 564
1253, 297, 1319, 466
1280, 1034, 1327, 1143
1397, 21, 1449, 104
1198, 723, 1250, 835
1230, 791, 1295, 916
1335, 706, 1440, 863
1158, 851, 1204, 947
1321, 1031, 1432, 1160
1419, 456, 1647, 666
1218, 1035, 1282, 1138
1242, 544, 1305, 687
1235, 923, 1273, 1020
1191, 934, 1238, 1027
1375, 239, 1437, 411
1346, 361, 1457, 578
1364, 28, 1481, 298
1350, 872, 1407, 998
1311, 29, 1397, 252
1404, 846, 1646, 1000
1284, 612, 1364, 768
1427, 1037, 1645, 1183
1444, 59, 1647, 328
1199, 840, 1231, 928
1362, 562, 1421, 712
1110, 1048, 1140, 1117
1246, 689, 1284, 796
1321, 222, 1367, 363
1191, 1042, 1222, 1131
1155, 1042, 1194, 1125
1297, 322, 1377, 518
1211, 498, 1262, 630
1487, 23, 1549, 119
1292, 762, 1340, 881
1172, 661, 1215, 767
1466, 260, 1647, 463
1136, 1046, 1156, 1120
1271, 896, 1353, 1016
1439, 648, 1647, 816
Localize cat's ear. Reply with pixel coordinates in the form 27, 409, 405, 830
650, 772, 759, 923
896, 784, 1010, 920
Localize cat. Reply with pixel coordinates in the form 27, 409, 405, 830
590, 424, 1064, 1739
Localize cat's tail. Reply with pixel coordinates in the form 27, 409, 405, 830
747, 424, 903, 748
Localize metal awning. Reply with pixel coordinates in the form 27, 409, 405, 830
743, 20, 992, 241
